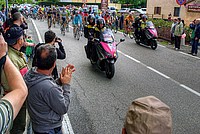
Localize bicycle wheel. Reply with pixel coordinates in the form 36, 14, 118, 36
129, 32, 134, 39
76, 28, 80, 40
61, 24, 65, 36
123, 30, 127, 37
66, 23, 69, 32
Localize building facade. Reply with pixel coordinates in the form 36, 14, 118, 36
147, 0, 200, 25
60, 0, 121, 9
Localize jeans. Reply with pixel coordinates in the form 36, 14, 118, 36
191, 39, 199, 54
34, 126, 62, 134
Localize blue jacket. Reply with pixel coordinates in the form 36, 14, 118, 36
73, 15, 81, 25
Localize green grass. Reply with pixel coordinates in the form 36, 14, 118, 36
158, 40, 169, 46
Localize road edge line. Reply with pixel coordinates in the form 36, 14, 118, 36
31, 19, 43, 43
31, 18, 74, 134
180, 84, 200, 97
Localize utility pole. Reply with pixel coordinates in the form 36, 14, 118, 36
6, 0, 8, 19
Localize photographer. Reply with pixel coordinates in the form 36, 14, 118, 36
32, 30, 66, 79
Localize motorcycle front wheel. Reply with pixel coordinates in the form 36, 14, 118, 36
150, 40, 157, 50
105, 62, 115, 79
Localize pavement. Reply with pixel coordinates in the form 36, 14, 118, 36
159, 40, 200, 58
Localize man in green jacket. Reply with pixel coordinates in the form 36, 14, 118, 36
174, 18, 184, 50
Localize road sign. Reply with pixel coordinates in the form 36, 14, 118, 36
176, 0, 187, 5
82, 0, 87, 3
101, 0, 108, 10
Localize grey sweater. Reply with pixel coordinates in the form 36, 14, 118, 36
24, 67, 70, 133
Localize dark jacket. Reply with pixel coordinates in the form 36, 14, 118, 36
32, 42, 66, 79
195, 23, 200, 39
24, 68, 70, 133
94, 27, 106, 41
84, 24, 95, 39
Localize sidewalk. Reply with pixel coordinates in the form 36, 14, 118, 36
23, 19, 74, 134
158, 39, 200, 58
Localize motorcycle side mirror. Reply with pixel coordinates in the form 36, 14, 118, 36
120, 38, 125, 42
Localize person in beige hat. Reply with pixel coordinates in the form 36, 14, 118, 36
122, 96, 172, 134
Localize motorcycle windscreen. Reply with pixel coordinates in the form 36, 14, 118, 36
146, 21, 155, 29
99, 28, 115, 43
99, 29, 116, 57
146, 21, 158, 38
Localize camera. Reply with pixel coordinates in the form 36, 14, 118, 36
55, 37, 62, 42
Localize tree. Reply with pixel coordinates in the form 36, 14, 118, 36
118, 0, 147, 8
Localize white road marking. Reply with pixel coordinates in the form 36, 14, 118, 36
118, 50, 141, 63
179, 51, 200, 60
180, 84, 200, 97
32, 19, 74, 134
118, 50, 200, 97
31, 19, 43, 43
62, 114, 75, 134
146, 66, 170, 79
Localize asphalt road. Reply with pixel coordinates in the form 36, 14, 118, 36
29, 19, 200, 134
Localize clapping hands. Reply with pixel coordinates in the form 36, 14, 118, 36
60, 64, 75, 85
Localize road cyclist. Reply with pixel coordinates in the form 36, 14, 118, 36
72, 10, 82, 40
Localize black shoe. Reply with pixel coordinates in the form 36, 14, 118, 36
188, 52, 193, 55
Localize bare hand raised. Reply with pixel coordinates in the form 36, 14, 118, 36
60, 64, 75, 85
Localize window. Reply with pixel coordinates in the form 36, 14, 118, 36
174, 7, 180, 17
154, 7, 161, 15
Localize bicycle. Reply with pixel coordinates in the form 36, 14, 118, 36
60, 21, 66, 36
47, 18, 52, 29
123, 25, 134, 39
73, 25, 81, 40
66, 21, 70, 32
111, 21, 118, 34
52, 17, 56, 28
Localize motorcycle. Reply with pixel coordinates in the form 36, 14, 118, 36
85, 28, 125, 79
134, 21, 158, 50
